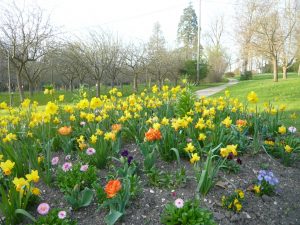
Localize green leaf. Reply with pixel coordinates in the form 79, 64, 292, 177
104, 209, 123, 225
80, 188, 94, 207
15, 209, 36, 222
171, 148, 181, 165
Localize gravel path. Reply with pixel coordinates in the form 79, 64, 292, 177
195, 78, 239, 98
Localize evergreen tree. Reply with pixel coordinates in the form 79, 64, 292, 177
177, 3, 198, 59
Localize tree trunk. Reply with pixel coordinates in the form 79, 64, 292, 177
298, 63, 300, 76
28, 82, 34, 97
69, 80, 73, 92
133, 73, 138, 93
243, 58, 248, 73
282, 66, 287, 80
96, 80, 100, 97
17, 67, 25, 102
148, 77, 151, 88
272, 57, 278, 82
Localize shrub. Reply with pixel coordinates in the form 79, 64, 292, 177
240, 71, 253, 80
224, 72, 235, 78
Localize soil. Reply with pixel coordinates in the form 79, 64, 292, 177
25, 143, 300, 225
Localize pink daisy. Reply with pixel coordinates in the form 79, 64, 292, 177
86, 147, 96, 155
37, 203, 50, 215
174, 198, 184, 208
58, 210, 67, 219
51, 157, 59, 165
80, 164, 89, 172
62, 162, 72, 172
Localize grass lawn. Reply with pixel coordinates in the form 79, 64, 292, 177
213, 73, 300, 129
0, 81, 227, 107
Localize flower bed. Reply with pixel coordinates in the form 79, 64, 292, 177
0, 84, 299, 225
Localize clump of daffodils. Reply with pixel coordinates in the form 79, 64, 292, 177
222, 189, 244, 212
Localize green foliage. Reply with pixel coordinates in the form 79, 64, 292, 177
175, 87, 196, 117
94, 153, 141, 225
263, 134, 300, 166
146, 167, 187, 189
221, 189, 244, 212
161, 200, 216, 225
224, 72, 235, 78
65, 185, 94, 210
214, 73, 300, 130
0, 177, 37, 224
56, 163, 97, 194
240, 71, 253, 80
180, 59, 208, 81
222, 159, 241, 174
32, 208, 77, 225
196, 144, 225, 196
177, 3, 198, 49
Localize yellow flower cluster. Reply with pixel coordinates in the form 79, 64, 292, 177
220, 145, 238, 158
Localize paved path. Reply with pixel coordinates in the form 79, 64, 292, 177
195, 78, 239, 98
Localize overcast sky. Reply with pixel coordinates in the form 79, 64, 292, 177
1, 0, 236, 49
31, 0, 236, 45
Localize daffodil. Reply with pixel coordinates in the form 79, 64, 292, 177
13, 177, 29, 191
90, 135, 98, 144
25, 170, 39, 183
222, 116, 232, 128
184, 143, 195, 153
278, 125, 286, 135
198, 133, 206, 141
0, 160, 15, 175
190, 153, 200, 164
247, 91, 258, 103
284, 145, 293, 153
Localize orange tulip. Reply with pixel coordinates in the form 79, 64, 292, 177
105, 180, 122, 198
112, 124, 122, 133
145, 128, 162, 142
58, 126, 72, 136
236, 119, 247, 127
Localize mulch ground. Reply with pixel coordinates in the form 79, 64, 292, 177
26, 143, 300, 225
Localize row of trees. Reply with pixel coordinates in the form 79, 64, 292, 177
235, 0, 300, 81
0, 2, 210, 101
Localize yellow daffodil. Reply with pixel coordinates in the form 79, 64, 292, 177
278, 125, 286, 135
222, 116, 232, 128
25, 170, 39, 183
284, 145, 293, 153
90, 135, 98, 144
247, 91, 258, 103
13, 177, 29, 191
59, 95, 64, 101
0, 160, 15, 175
184, 143, 195, 153
32, 187, 41, 196
198, 133, 206, 141
190, 153, 200, 164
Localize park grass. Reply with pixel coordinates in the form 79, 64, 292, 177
0, 81, 227, 107
213, 73, 300, 129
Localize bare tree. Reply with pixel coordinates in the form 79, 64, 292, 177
205, 15, 224, 51
81, 30, 114, 96
106, 37, 125, 87
205, 16, 228, 82
235, 0, 257, 73
0, 1, 55, 101
252, 1, 295, 81
124, 41, 146, 92
147, 22, 168, 88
